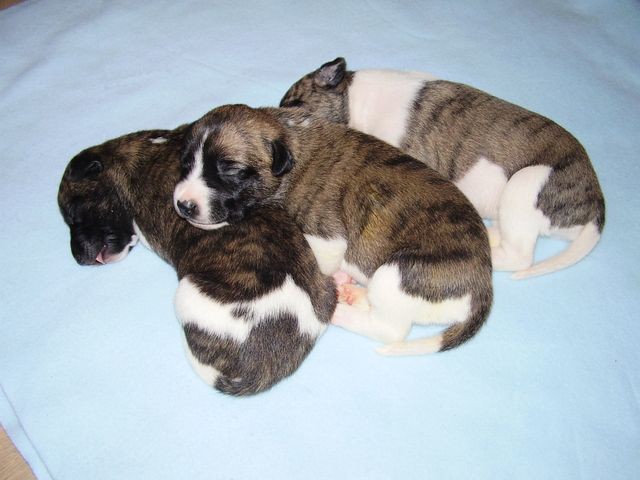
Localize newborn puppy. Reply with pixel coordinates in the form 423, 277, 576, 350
280, 58, 605, 279
58, 127, 335, 396
174, 104, 493, 356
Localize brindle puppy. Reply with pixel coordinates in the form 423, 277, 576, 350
280, 58, 605, 279
173, 104, 493, 356
58, 127, 335, 396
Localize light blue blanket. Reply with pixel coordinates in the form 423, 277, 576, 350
1, 1, 638, 478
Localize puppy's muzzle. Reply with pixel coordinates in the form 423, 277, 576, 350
176, 199, 198, 219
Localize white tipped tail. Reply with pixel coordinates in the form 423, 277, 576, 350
512, 222, 601, 280
376, 335, 443, 356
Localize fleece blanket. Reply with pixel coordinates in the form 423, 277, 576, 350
1, 1, 639, 478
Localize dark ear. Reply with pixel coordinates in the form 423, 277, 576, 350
271, 139, 294, 177
314, 57, 347, 89
68, 151, 103, 181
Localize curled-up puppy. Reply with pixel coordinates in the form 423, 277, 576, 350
57, 127, 335, 396
173, 104, 493, 356
280, 57, 605, 279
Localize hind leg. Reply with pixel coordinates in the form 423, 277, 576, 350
332, 303, 410, 343
331, 265, 413, 343
492, 166, 552, 271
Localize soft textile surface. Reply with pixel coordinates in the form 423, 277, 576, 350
1, 1, 639, 478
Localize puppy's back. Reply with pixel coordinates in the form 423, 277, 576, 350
175, 205, 335, 396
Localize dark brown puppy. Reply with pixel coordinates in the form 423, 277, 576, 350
174, 105, 493, 356
280, 58, 605, 279
58, 127, 335, 396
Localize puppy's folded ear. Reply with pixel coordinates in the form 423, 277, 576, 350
314, 57, 347, 89
68, 151, 103, 181
271, 139, 294, 177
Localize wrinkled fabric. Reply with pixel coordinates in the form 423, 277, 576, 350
1, 1, 638, 479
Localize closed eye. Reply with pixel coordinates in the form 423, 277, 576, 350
217, 160, 245, 176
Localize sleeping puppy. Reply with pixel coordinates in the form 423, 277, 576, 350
57, 126, 335, 396
280, 58, 606, 279
173, 104, 493, 356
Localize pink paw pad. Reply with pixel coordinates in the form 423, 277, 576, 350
337, 283, 369, 309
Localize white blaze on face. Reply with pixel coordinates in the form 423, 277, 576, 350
173, 129, 213, 224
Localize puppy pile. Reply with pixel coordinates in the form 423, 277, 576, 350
58, 58, 604, 395
58, 127, 335, 396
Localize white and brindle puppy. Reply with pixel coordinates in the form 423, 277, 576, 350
173, 104, 493, 356
57, 126, 336, 396
280, 58, 606, 279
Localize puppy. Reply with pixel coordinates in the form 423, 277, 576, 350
173, 104, 493, 356
280, 58, 606, 279
58, 126, 335, 396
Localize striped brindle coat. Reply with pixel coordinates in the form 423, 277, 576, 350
174, 104, 493, 356
280, 58, 605, 279
58, 127, 335, 395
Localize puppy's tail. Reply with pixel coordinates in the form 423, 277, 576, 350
512, 221, 601, 280
376, 292, 492, 356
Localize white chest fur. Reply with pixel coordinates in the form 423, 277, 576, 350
348, 69, 437, 148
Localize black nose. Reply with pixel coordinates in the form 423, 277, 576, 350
177, 199, 198, 219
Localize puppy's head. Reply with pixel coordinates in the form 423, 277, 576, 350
58, 131, 173, 265
173, 105, 294, 229
279, 57, 351, 124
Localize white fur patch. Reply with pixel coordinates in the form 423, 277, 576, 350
182, 335, 220, 386
175, 277, 251, 342
368, 265, 471, 327
492, 165, 553, 271
332, 264, 471, 348
454, 157, 508, 219
174, 275, 326, 344
248, 275, 326, 339
150, 137, 168, 144
348, 69, 437, 148
173, 129, 213, 224
304, 235, 348, 275
132, 221, 151, 250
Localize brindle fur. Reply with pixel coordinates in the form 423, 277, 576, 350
280, 58, 605, 232
58, 127, 335, 396
186, 105, 493, 352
